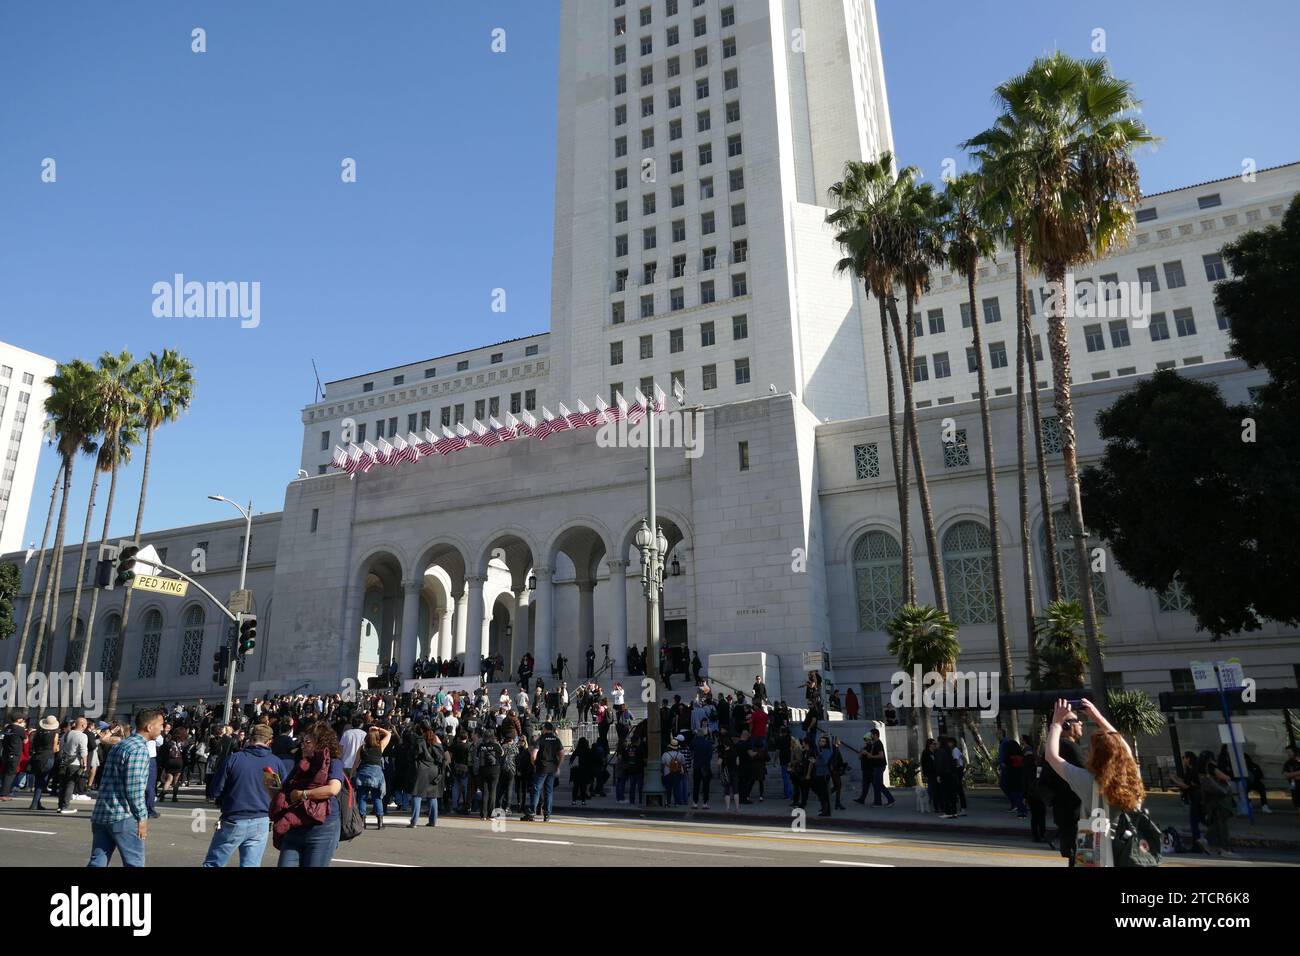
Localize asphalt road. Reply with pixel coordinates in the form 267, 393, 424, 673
0, 793, 1289, 868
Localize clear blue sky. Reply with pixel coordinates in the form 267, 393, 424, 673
3, 0, 1297, 548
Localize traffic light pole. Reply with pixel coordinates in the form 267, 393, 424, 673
208, 496, 252, 723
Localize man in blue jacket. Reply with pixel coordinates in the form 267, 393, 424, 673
203, 724, 289, 867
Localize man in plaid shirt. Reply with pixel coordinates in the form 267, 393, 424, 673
88, 708, 164, 867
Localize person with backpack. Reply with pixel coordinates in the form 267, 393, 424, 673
661, 738, 686, 806
522, 722, 564, 822
159, 727, 187, 803
55, 717, 90, 814
352, 725, 393, 830
828, 736, 848, 811
1045, 698, 1160, 868
476, 730, 504, 819
0, 716, 28, 801
997, 728, 1027, 817
272, 721, 345, 867
27, 716, 60, 811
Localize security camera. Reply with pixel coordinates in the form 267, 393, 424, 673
768, 384, 777, 394
296, 469, 309, 479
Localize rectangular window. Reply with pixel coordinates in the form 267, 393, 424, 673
731, 273, 747, 297
729, 167, 744, 191
1135, 207, 1158, 223
699, 177, 713, 199
320, 430, 330, 451
473, 401, 485, 421
702, 363, 717, 390
672, 253, 686, 278
1083, 324, 1105, 352
643, 262, 657, 284
701, 212, 715, 236
693, 15, 706, 36
510, 392, 521, 414
670, 287, 684, 310
694, 46, 708, 68
667, 25, 679, 46
932, 352, 951, 378
1163, 260, 1186, 289
667, 55, 680, 76
732, 314, 747, 340
640, 375, 655, 395
1108, 320, 1131, 348
454, 404, 465, 424
615, 104, 627, 126
420, 410, 431, 430
670, 328, 684, 352
697, 109, 711, 132
640, 334, 654, 359
1197, 193, 1222, 209
738, 440, 749, 471
668, 86, 681, 108
698, 142, 712, 165
424, 367, 436, 379
982, 297, 1002, 324
611, 341, 624, 365
927, 308, 945, 334
356, 423, 367, 443
612, 301, 626, 324
734, 357, 750, 385
943, 429, 970, 469
1203, 253, 1227, 281
1148, 312, 1170, 341
1215, 305, 1230, 330
641, 96, 654, 118
615, 200, 628, 223
616, 234, 629, 257
721, 5, 735, 27
723, 68, 738, 90
615, 45, 626, 64
440, 408, 450, 428
722, 36, 736, 58
489, 396, 500, 418
988, 341, 1008, 369
912, 313, 924, 338
727, 133, 742, 157
641, 35, 653, 55
912, 355, 929, 381
643, 226, 657, 249
966, 347, 978, 373
640, 6, 652, 26
1174, 308, 1197, 337
615, 168, 628, 189
960, 301, 972, 328
671, 185, 684, 208
1137, 265, 1159, 293
670, 119, 683, 142
641, 294, 655, 318
730, 202, 746, 227
700, 280, 715, 304
670, 147, 683, 170
362, 382, 374, 393
701, 321, 715, 346
725, 100, 740, 124
731, 238, 747, 263
696, 78, 709, 99
525, 389, 536, 411
407, 413, 417, 433
641, 127, 654, 149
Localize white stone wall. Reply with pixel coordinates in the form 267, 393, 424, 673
0, 342, 57, 556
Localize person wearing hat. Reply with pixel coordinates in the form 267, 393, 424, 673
27, 716, 60, 811
661, 737, 686, 806
0, 716, 28, 800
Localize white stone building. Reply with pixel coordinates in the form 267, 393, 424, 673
0, 342, 57, 557
3, 2, 1297, 748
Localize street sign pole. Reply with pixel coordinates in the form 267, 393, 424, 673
1215, 664, 1254, 825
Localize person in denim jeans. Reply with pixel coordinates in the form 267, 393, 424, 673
352, 726, 393, 831
89, 709, 163, 868
522, 723, 564, 821
622, 729, 646, 806
203, 723, 286, 867
405, 724, 444, 828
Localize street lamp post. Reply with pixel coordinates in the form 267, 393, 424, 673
209, 494, 252, 724
637, 402, 671, 805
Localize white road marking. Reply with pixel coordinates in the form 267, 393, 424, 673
333, 858, 416, 867
512, 838, 573, 845
0, 826, 57, 835
820, 859, 894, 867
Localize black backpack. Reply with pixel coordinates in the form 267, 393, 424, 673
338, 774, 364, 842
1112, 807, 1162, 867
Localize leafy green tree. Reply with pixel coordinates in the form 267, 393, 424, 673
1106, 688, 1166, 763
1033, 599, 1097, 690
887, 604, 961, 751
0, 561, 20, 642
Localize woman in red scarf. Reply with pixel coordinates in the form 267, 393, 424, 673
271, 722, 344, 867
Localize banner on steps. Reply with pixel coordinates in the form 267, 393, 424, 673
402, 677, 482, 696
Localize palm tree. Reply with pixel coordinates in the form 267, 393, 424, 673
828, 155, 915, 598
12, 463, 63, 672
1033, 599, 1097, 691
70, 352, 140, 693
979, 53, 1155, 699
937, 172, 1015, 732
106, 349, 194, 720
28, 360, 100, 681
1106, 688, 1165, 763
885, 174, 949, 612
886, 604, 960, 755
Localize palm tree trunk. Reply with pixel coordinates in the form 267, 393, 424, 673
106, 424, 155, 721
876, 296, 912, 601
887, 295, 947, 611
1022, 290, 1063, 601
13, 464, 62, 674
1014, 242, 1039, 690
1044, 265, 1105, 700
30, 454, 76, 682
966, 273, 1016, 736
76, 455, 123, 680
58, 466, 103, 717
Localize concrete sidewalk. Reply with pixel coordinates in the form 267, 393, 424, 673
547, 777, 1299, 850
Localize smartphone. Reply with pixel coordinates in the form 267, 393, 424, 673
1066, 699, 1085, 709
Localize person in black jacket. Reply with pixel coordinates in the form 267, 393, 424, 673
476, 731, 504, 819
0, 717, 27, 800
1036, 707, 1085, 864
404, 723, 445, 828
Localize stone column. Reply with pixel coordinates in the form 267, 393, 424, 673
513, 589, 529, 672
399, 580, 421, 681
438, 606, 454, 661
454, 590, 468, 662
532, 567, 554, 678
465, 574, 486, 674
607, 559, 629, 677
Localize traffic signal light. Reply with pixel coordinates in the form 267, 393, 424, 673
114, 545, 139, 589
238, 614, 257, 657
212, 645, 229, 685
95, 544, 121, 590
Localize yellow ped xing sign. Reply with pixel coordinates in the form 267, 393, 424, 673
131, 573, 189, 597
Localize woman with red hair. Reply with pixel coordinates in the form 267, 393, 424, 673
1045, 697, 1147, 867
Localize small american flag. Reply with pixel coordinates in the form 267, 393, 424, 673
491, 415, 516, 442
359, 441, 378, 473
517, 410, 537, 438
550, 404, 572, 434
436, 426, 466, 454
593, 396, 612, 425
572, 400, 599, 429
534, 408, 556, 441
627, 390, 647, 425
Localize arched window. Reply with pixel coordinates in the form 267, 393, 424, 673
64, 618, 86, 672
853, 531, 903, 631
943, 520, 995, 625
99, 613, 121, 674
137, 609, 163, 679
179, 605, 205, 676
1040, 507, 1109, 615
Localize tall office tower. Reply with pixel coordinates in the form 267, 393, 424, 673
549, 0, 893, 421
0, 342, 56, 555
